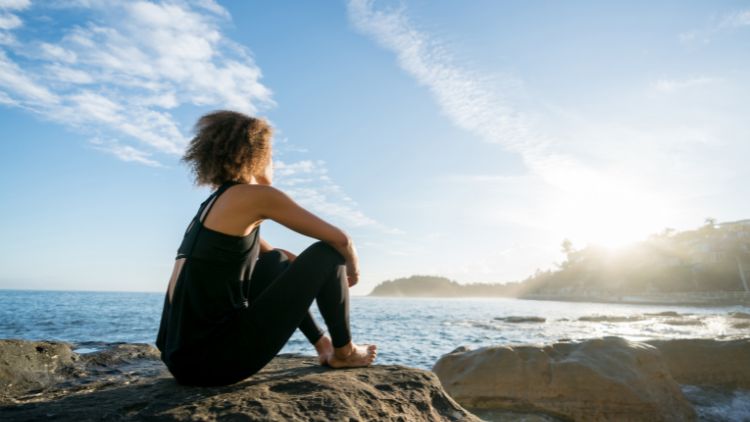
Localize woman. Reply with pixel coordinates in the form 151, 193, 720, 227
156, 110, 377, 387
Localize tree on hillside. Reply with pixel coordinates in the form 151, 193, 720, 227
559, 238, 575, 268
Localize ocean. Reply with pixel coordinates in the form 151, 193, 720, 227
1, 290, 749, 420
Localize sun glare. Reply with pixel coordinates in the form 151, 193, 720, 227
547, 172, 671, 251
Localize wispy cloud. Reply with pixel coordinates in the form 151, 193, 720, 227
347, 0, 533, 153
89, 138, 162, 167
720, 9, 750, 28
346, 0, 593, 192
0, 0, 31, 9
0, 0, 28, 33
680, 8, 750, 44
274, 157, 402, 233
0, 0, 387, 236
346, 0, 747, 270
653, 76, 716, 93
0, 0, 272, 165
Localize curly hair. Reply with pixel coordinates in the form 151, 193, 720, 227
182, 110, 273, 188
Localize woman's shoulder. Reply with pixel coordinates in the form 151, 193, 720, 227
230, 183, 286, 198
226, 184, 295, 211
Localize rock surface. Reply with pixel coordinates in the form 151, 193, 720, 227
433, 336, 697, 422
0, 339, 477, 421
494, 316, 546, 323
644, 338, 750, 389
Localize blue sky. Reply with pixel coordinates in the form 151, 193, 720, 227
0, 0, 748, 294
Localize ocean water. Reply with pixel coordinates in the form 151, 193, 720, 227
2, 290, 749, 420
1, 290, 747, 368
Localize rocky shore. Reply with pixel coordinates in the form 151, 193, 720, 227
0, 339, 476, 421
2, 336, 749, 421
434, 336, 750, 421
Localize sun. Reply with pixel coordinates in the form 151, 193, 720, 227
546, 174, 671, 251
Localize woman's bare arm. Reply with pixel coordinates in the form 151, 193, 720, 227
248, 185, 359, 285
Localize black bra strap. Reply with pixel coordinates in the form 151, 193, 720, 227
178, 181, 241, 260
199, 181, 240, 223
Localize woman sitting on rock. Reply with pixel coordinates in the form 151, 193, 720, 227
156, 110, 377, 386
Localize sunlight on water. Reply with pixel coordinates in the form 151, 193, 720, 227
1, 291, 747, 370
2, 291, 747, 420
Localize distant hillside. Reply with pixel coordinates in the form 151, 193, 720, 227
521, 218, 750, 297
369, 219, 750, 300
368, 275, 523, 297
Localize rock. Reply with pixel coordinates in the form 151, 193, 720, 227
577, 315, 645, 323
729, 311, 750, 320
432, 336, 696, 422
494, 316, 546, 323
645, 311, 683, 317
644, 338, 750, 389
662, 318, 704, 326
0, 339, 477, 421
0, 339, 80, 399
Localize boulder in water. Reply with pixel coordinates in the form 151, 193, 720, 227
644, 338, 750, 389
494, 316, 546, 323
432, 336, 696, 422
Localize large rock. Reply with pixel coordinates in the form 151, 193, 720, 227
432, 336, 696, 422
644, 338, 750, 389
0, 339, 477, 421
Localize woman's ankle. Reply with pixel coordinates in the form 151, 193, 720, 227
333, 341, 354, 358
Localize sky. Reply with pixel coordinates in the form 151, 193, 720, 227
0, 0, 748, 295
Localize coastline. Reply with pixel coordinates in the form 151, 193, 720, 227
368, 291, 750, 307
517, 291, 750, 307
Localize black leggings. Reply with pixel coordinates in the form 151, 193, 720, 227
251, 248, 329, 345
174, 241, 351, 386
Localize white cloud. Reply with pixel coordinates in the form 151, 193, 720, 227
45, 63, 94, 84
89, 138, 162, 167
0, 51, 59, 104
275, 159, 378, 228
40, 43, 77, 63
0, 31, 15, 45
346, 0, 591, 192
192, 0, 230, 19
0, 89, 16, 104
0, 12, 20, 29
0, 0, 389, 236
720, 9, 750, 28
680, 8, 750, 44
0, 0, 31, 10
347, 0, 532, 152
654, 77, 715, 92
347, 0, 750, 279
0, 0, 273, 164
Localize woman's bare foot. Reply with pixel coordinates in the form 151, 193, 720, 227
326, 341, 377, 369
314, 335, 334, 365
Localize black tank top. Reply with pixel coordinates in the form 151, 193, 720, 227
155, 181, 261, 370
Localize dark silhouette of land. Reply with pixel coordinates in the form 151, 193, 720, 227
368, 275, 523, 297
369, 219, 750, 305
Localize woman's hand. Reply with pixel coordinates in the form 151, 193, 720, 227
346, 263, 359, 287
345, 242, 360, 287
